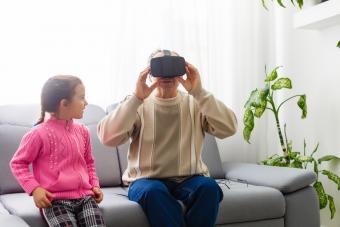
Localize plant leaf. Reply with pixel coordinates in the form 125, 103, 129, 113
243, 108, 254, 129
288, 151, 299, 159
277, 0, 285, 8
261, 0, 269, 10
269, 156, 288, 167
262, 154, 279, 165
297, 0, 303, 9
290, 160, 302, 168
321, 170, 340, 190
313, 160, 319, 176
297, 95, 307, 118
290, 0, 295, 6
254, 100, 267, 118
297, 155, 313, 162
265, 66, 280, 82
243, 108, 255, 143
327, 194, 336, 219
318, 155, 340, 164
244, 89, 259, 108
259, 85, 270, 100
287, 141, 293, 153
311, 142, 319, 157
271, 78, 292, 90
313, 181, 328, 209
243, 127, 253, 144
337, 41, 340, 48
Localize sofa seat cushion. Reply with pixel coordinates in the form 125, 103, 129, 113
0, 214, 30, 227
0, 193, 48, 227
0, 202, 9, 215
100, 187, 149, 227
0, 187, 149, 227
216, 180, 285, 225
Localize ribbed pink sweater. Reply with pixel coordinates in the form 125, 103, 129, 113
10, 117, 100, 200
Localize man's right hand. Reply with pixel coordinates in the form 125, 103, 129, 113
134, 67, 158, 100
32, 187, 54, 208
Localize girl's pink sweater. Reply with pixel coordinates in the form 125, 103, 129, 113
10, 117, 100, 200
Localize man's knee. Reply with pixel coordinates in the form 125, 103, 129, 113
129, 179, 168, 201
196, 177, 223, 201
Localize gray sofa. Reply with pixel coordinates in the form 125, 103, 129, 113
0, 104, 320, 227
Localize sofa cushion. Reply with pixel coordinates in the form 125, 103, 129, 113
76, 104, 122, 187
100, 188, 149, 227
0, 187, 149, 227
0, 214, 30, 227
223, 162, 317, 194
0, 104, 41, 127
0, 193, 47, 227
215, 180, 285, 225
216, 218, 284, 227
0, 202, 9, 215
201, 133, 225, 178
0, 124, 28, 194
86, 124, 122, 187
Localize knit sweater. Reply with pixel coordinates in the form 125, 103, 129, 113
97, 88, 237, 185
10, 117, 100, 199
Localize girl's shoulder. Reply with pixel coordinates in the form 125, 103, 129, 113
74, 121, 89, 130
74, 122, 90, 135
21, 125, 43, 143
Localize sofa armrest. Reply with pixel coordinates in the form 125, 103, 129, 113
222, 162, 317, 194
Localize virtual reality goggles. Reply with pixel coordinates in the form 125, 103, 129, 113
150, 55, 186, 78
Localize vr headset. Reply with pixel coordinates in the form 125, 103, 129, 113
150, 50, 186, 78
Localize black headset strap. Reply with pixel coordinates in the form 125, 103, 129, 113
163, 49, 171, 56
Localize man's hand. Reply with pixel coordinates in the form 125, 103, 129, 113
177, 62, 202, 93
134, 67, 158, 100
92, 187, 104, 203
32, 187, 54, 208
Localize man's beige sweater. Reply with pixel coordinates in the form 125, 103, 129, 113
97, 88, 237, 185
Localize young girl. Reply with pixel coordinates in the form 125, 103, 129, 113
10, 75, 106, 227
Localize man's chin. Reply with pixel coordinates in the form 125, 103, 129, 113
159, 81, 175, 87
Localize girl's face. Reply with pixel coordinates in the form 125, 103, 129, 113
65, 83, 88, 119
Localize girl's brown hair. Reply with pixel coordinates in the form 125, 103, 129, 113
35, 75, 83, 125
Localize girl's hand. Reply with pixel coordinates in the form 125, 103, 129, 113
92, 187, 103, 203
177, 62, 202, 93
134, 67, 158, 100
32, 187, 54, 208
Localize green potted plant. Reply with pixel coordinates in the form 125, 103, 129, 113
262, 0, 304, 10
243, 66, 340, 219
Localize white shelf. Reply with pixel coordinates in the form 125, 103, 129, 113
294, 0, 340, 29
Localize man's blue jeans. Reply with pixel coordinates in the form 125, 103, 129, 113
128, 175, 223, 227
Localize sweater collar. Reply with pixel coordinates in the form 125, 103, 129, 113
46, 116, 74, 130
151, 91, 182, 106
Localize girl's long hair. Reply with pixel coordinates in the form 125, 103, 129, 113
35, 75, 82, 125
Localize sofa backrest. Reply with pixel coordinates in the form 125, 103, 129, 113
0, 105, 40, 194
108, 103, 225, 179
0, 104, 121, 195
76, 105, 122, 187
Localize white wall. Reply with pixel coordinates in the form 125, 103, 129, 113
218, 2, 340, 227
216, 1, 276, 164
269, 4, 340, 227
